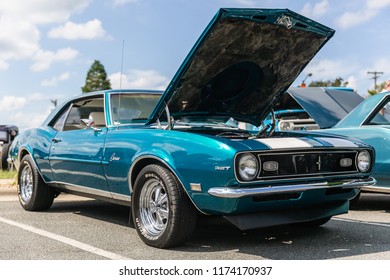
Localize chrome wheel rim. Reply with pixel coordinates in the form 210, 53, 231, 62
139, 178, 169, 237
20, 163, 33, 203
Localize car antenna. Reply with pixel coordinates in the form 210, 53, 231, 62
119, 39, 125, 90
117, 40, 125, 123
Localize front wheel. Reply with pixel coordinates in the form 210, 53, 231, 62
17, 154, 55, 211
132, 164, 197, 248
298, 216, 332, 227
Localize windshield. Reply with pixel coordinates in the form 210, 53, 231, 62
110, 93, 161, 125
0, 131, 7, 141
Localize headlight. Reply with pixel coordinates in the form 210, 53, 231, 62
357, 150, 371, 172
279, 121, 292, 131
238, 153, 259, 181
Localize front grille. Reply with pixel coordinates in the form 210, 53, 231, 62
257, 151, 358, 180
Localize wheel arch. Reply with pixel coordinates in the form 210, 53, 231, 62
129, 155, 205, 214
16, 147, 48, 184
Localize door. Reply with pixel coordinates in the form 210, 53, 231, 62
49, 96, 110, 193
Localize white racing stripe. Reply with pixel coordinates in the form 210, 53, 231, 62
317, 137, 358, 148
0, 216, 129, 260
255, 137, 312, 149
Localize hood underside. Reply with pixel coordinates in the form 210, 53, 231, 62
148, 8, 335, 126
284, 87, 364, 128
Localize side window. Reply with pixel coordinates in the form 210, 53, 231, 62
63, 97, 105, 131
52, 106, 70, 131
366, 98, 390, 125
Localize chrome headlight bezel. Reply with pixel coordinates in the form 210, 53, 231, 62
279, 121, 292, 131
356, 150, 371, 173
236, 153, 259, 181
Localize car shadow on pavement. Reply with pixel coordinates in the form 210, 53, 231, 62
46, 194, 390, 260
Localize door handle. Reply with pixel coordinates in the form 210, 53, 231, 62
52, 138, 62, 143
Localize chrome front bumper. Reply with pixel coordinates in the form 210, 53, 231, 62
208, 177, 376, 198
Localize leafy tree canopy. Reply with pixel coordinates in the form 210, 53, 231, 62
368, 80, 387, 96
82, 60, 111, 93
308, 77, 348, 87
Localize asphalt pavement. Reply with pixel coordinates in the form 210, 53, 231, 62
1, 182, 390, 260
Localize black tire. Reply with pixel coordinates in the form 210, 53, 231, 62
298, 216, 332, 227
0, 143, 10, 170
132, 164, 197, 248
17, 154, 55, 211
349, 191, 361, 209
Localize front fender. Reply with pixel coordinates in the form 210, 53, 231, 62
9, 127, 56, 182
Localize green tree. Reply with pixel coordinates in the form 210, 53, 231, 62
82, 60, 111, 93
368, 80, 387, 96
308, 77, 348, 87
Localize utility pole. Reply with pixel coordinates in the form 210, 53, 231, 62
368, 71, 384, 90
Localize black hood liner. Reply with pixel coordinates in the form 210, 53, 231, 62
149, 9, 334, 126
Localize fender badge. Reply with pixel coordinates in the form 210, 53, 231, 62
215, 166, 231, 171
110, 153, 121, 161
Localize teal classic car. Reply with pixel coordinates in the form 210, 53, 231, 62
9, 8, 376, 248
276, 87, 390, 200
321, 91, 390, 198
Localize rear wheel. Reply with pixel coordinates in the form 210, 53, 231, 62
132, 164, 197, 248
17, 154, 55, 211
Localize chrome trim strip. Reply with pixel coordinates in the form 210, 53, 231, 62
112, 192, 132, 202
208, 177, 376, 198
48, 157, 101, 165
52, 181, 113, 199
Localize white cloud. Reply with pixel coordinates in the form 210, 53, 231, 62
0, 15, 40, 65
31, 48, 79, 72
0, 0, 91, 25
48, 19, 107, 40
13, 108, 53, 131
367, 0, 390, 9
336, 0, 390, 29
41, 72, 71, 87
0, 60, 9, 71
336, 9, 377, 29
112, 0, 139, 7
109, 69, 169, 90
0, 0, 91, 70
305, 59, 358, 80
0, 96, 27, 111
301, 0, 330, 18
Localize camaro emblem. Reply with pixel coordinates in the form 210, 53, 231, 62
110, 153, 121, 162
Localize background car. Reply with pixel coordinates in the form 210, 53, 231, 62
9, 8, 375, 248
275, 87, 390, 200
0, 124, 18, 170
323, 92, 390, 198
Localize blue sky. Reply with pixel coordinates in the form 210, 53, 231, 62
2, 0, 390, 131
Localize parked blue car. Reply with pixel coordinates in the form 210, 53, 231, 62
9, 8, 376, 248
277, 87, 390, 200
259, 87, 364, 132
322, 92, 390, 197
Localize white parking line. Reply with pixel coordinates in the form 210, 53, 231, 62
333, 217, 390, 228
0, 216, 129, 260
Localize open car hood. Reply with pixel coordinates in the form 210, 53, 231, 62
147, 8, 335, 127
284, 87, 364, 128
